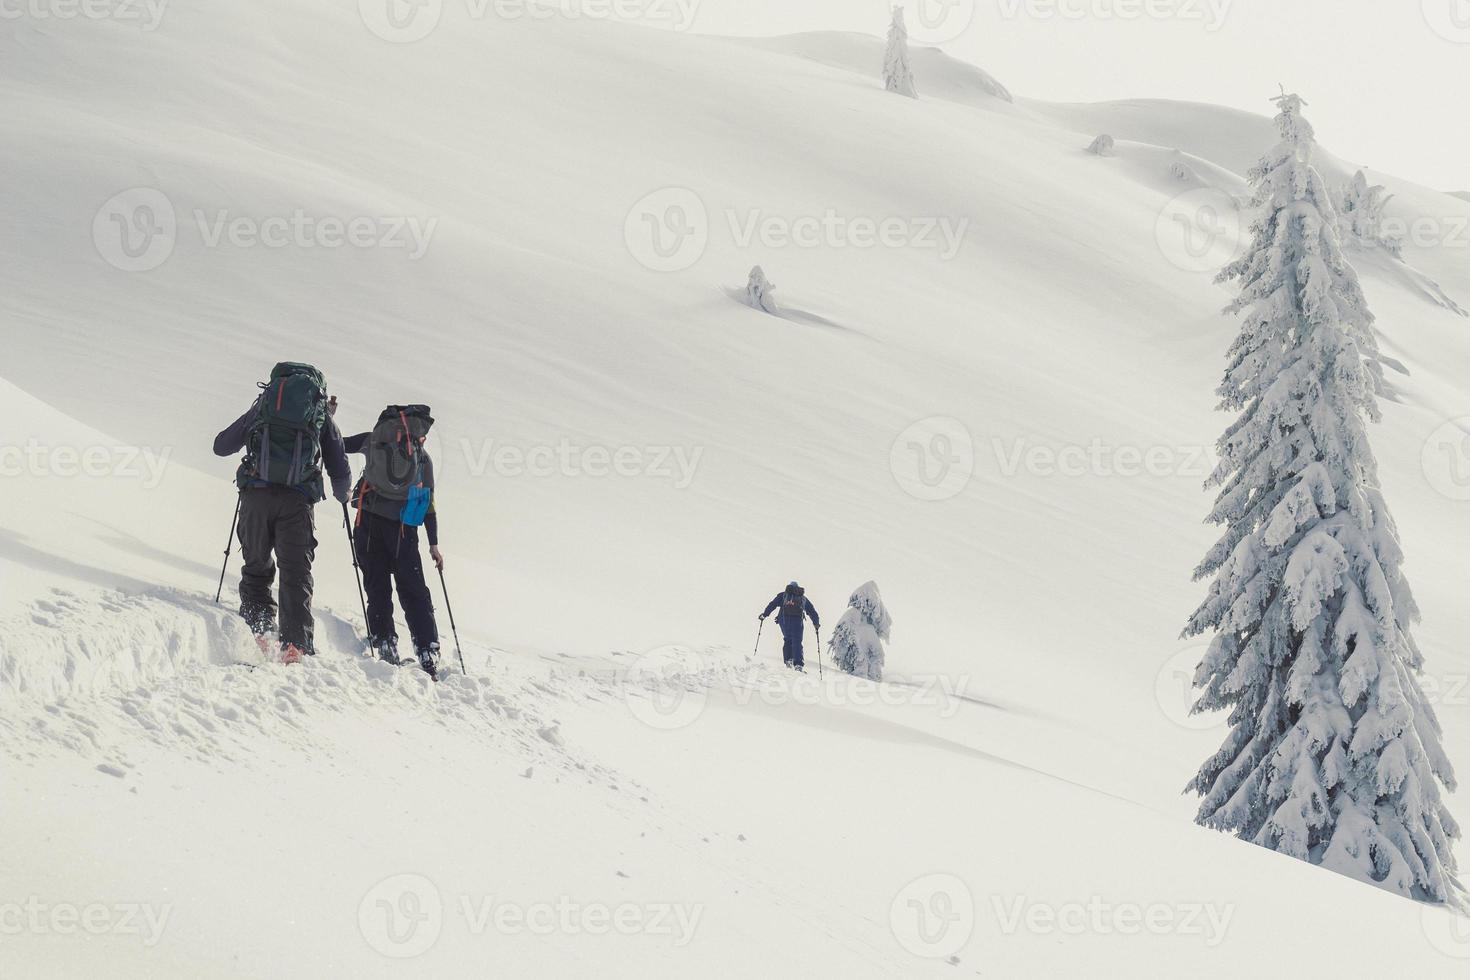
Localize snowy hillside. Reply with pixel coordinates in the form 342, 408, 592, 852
3, 4, 1470, 977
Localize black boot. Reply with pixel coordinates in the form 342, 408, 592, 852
371, 635, 401, 665
415, 642, 441, 681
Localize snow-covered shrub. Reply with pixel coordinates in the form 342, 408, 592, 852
1336, 170, 1402, 257
1184, 91, 1460, 903
830, 581, 892, 682
1170, 159, 1196, 182
883, 7, 917, 99
745, 265, 779, 314
1087, 134, 1115, 157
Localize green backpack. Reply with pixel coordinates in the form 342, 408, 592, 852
236, 362, 329, 500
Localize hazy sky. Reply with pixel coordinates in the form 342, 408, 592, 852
686, 0, 1469, 191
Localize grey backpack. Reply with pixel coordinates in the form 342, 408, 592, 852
359, 405, 434, 525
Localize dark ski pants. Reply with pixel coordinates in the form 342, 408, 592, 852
779, 619, 805, 668
237, 486, 318, 651
354, 511, 439, 651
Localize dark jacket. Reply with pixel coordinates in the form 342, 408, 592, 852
764, 591, 820, 629
215, 397, 351, 503
344, 432, 439, 547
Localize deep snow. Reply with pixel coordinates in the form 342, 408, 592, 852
3, 5, 1470, 977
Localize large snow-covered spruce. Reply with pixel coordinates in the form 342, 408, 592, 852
830, 581, 892, 681
882, 7, 918, 99
1183, 92, 1461, 904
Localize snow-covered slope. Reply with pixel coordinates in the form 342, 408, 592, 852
3, 5, 1470, 977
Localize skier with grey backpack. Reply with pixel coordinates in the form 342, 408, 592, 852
214, 362, 353, 664
345, 405, 444, 679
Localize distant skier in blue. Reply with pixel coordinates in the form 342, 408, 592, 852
760, 582, 821, 671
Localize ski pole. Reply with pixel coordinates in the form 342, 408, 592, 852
342, 501, 370, 639
214, 496, 242, 604
437, 566, 468, 677
816, 625, 824, 680
754, 617, 765, 656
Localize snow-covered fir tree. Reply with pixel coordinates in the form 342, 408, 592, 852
882, 7, 918, 99
1337, 170, 1402, 258
745, 265, 779, 315
830, 581, 892, 682
1087, 134, 1116, 157
1184, 91, 1460, 903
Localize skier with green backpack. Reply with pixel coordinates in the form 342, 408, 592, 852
214, 362, 352, 663
344, 405, 444, 679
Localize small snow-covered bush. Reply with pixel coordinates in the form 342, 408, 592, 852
829, 581, 892, 682
883, 7, 918, 99
1336, 170, 1402, 257
1087, 134, 1115, 156
745, 265, 779, 314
